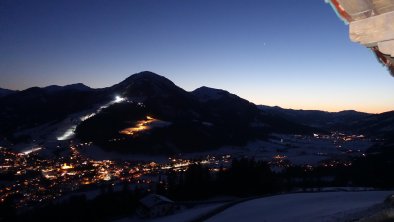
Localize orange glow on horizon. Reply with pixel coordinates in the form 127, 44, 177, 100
248, 94, 394, 114
259, 102, 394, 114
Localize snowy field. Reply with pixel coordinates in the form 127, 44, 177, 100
81, 133, 372, 166
206, 191, 393, 222
233, 135, 373, 165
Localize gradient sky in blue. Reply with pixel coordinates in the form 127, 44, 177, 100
1, 0, 394, 113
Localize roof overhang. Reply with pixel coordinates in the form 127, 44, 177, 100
327, 0, 394, 75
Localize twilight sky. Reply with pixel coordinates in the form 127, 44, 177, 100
1, 0, 394, 113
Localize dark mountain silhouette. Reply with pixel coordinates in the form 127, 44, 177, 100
259, 105, 370, 131
76, 72, 314, 154
0, 84, 109, 137
3, 71, 391, 154
43, 83, 92, 93
351, 111, 394, 138
0, 88, 16, 98
192, 86, 241, 102
192, 87, 314, 134
192, 86, 260, 126
112, 71, 187, 99
111, 71, 201, 121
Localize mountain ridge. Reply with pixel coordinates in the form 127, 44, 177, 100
0, 88, 16, 98
75, 72, 315, 154
259, 105, 371, 130
1, 71, 393, 153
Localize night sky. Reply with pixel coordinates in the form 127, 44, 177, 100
1, 0, 394, 113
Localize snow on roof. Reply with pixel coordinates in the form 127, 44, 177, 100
327, 0, 394, 76
327, 0, 394, 22
140, 194, 174, 208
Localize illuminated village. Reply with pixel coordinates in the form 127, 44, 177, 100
0, 142, 233, 210
0, 127, 370, 211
